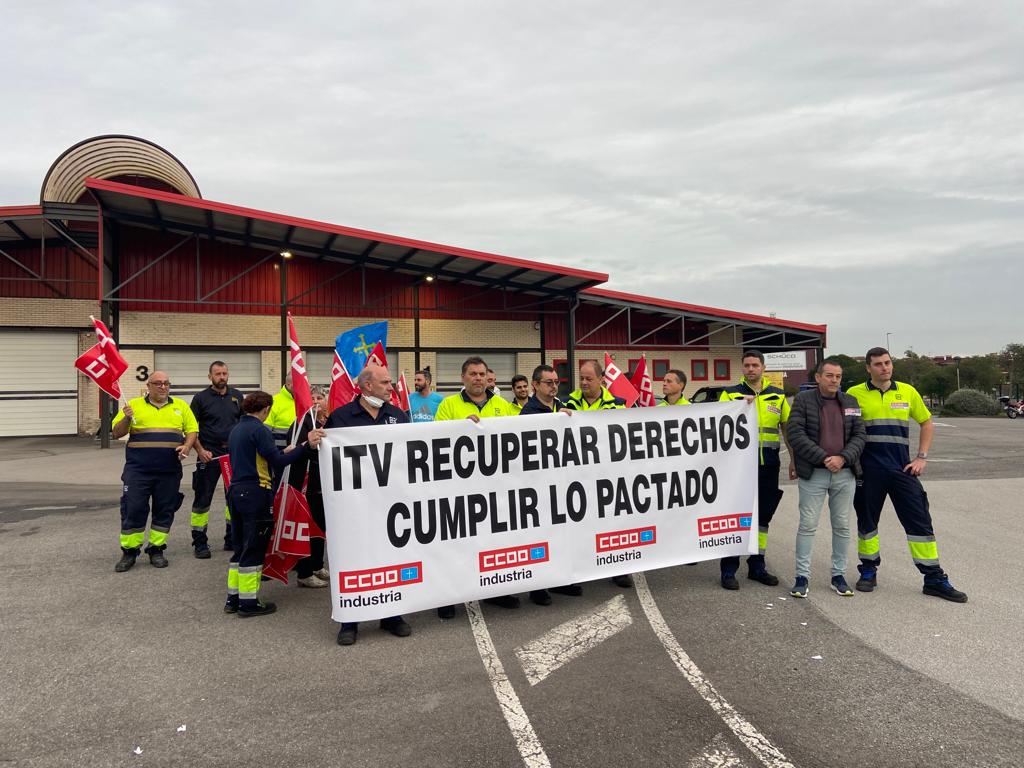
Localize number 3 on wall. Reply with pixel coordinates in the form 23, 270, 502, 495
136, 365, 149, 382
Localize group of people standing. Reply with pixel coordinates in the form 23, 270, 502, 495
109, 345, 966, 643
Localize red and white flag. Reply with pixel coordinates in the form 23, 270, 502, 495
328, 351, 358, 411
263, 484, 326, 584
603, 352, 640, 408
629, 354, 656, 408
73, 316, 129, 399
395, 371, 411, 412
287, 313, 313, 422
218, 454, 233, 489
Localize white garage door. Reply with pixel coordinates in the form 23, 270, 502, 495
435, 352, 516, 395
153, 350, 261, 399
0, 330, 79, 437
305, 350, 398, 389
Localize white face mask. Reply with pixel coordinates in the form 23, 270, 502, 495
362, 393, 385, 408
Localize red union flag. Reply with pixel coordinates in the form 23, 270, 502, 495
328, 351, 358, 411
218, 454, 233, 489
629, 354, 656, 408
73, 317, 128, 399
365, 341, 388, 370
395, 371, 411, 412
603, 352, 640, 408
287, 313, 313, 421
263, 483, 326, 583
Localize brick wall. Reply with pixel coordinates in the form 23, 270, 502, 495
0, 299, 98, 329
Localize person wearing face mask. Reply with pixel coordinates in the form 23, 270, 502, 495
284, 385, 331, 588
322, 365, 414, 646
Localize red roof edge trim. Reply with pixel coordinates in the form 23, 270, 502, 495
582, 287, 827, 335
85, 178, 609, 284
0, 205, 44, 217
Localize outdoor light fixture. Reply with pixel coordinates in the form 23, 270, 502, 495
280, 250, 293, 259
424, 274, 435, 282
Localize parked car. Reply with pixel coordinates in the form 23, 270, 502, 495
689, 386, 729, 404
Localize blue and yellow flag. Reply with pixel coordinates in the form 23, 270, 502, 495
336, 322, 388, 377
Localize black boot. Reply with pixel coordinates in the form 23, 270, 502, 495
146, 545, 168, 568
115, 549, 138, 573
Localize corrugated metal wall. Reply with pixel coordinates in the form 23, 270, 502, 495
0, 242, 94, 300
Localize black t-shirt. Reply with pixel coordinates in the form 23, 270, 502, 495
190, 386, 244, 450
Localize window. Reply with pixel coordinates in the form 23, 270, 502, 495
713, 359, 731, 381
691, 359, 708, 381
627, 358, 642, 379
652, 359, 670, 381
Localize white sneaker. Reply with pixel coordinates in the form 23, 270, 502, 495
297, 575, 328, 589
313, 568, 330, 581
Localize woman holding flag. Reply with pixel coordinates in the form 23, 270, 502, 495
285, 384, 331, 588
225, 391, 324, 618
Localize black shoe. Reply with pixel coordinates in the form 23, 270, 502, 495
114, 552, 137, 573
224, 600, 238, 614
238, 601, 277, 618
721, 575, 740, 590
380, 616, 412, 637
747, 570, 779, 587
856, 570, 877, 592
148, 549, 168, 568
194, 546, 211, 560
529, 590, 552, 606
923, 579, 968, 603
549, 584, 583, 596
337, 624, 358, 645
612, 574, 633, 588
223, 539, 233, 552
484, 595, 521, 609
437, 605, 456, 620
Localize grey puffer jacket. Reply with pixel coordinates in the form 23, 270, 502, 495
786, 388, 866, 480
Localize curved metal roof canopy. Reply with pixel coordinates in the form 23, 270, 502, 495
41, 135, 201, 204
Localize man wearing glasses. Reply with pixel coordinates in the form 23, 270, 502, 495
519, 364, 582, 605
111, 372, 198, 573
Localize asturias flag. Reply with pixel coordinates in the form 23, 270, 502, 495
335, 322, 388, 382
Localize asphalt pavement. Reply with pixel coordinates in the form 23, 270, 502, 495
1, 417, 1022, 767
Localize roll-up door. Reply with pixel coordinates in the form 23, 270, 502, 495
0, 330, 79, 436
153, 350, 261, 399
435, 352, 516, 395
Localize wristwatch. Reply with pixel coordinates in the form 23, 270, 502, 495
916, 452, 928, 459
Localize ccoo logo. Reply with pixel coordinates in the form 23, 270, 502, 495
596, 526, 656, 553
338, 562, 423, 592
479, 542, 549, 572
697, 513, 752, 537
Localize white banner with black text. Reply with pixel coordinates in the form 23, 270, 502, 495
319, 400, 758, 622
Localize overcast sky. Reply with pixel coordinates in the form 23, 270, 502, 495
3, 1, 1021, 356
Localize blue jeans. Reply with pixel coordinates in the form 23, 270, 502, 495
795, 468, 854, 579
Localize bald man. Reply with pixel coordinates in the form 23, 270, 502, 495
112, 372, 198, 572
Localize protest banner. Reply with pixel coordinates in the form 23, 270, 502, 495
319, 399, 758, 622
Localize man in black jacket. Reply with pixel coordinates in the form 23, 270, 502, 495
786, 358, 866, 598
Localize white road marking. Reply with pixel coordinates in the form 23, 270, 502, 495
923, 458, 962, 463
932, 422, 957, 428
23, 505, 76, 511
689, 733, 748, 768
514, 595, 632, 686
466, 600, 551, 768
634, 573, 794, 768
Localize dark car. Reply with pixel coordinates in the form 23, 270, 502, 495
689, 386, 728, 404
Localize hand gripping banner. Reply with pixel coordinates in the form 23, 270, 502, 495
319, 399, 758, 622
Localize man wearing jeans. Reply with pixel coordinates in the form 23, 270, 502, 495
786, 358, 866, 598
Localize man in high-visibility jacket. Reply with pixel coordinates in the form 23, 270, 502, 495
264, 374, 295, 449
658, 368, 691, 406
719, 351, 790, 590
565, 359, 627, 411
565, 359, 633, 588
112, 371, 198, 572
847, 348, 967, 602
435, 356, 516, 619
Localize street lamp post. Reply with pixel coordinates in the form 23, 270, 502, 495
954, 356, 961, 391
886, 332, 893, 352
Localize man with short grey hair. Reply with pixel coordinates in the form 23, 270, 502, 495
786, 358, 865, 598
